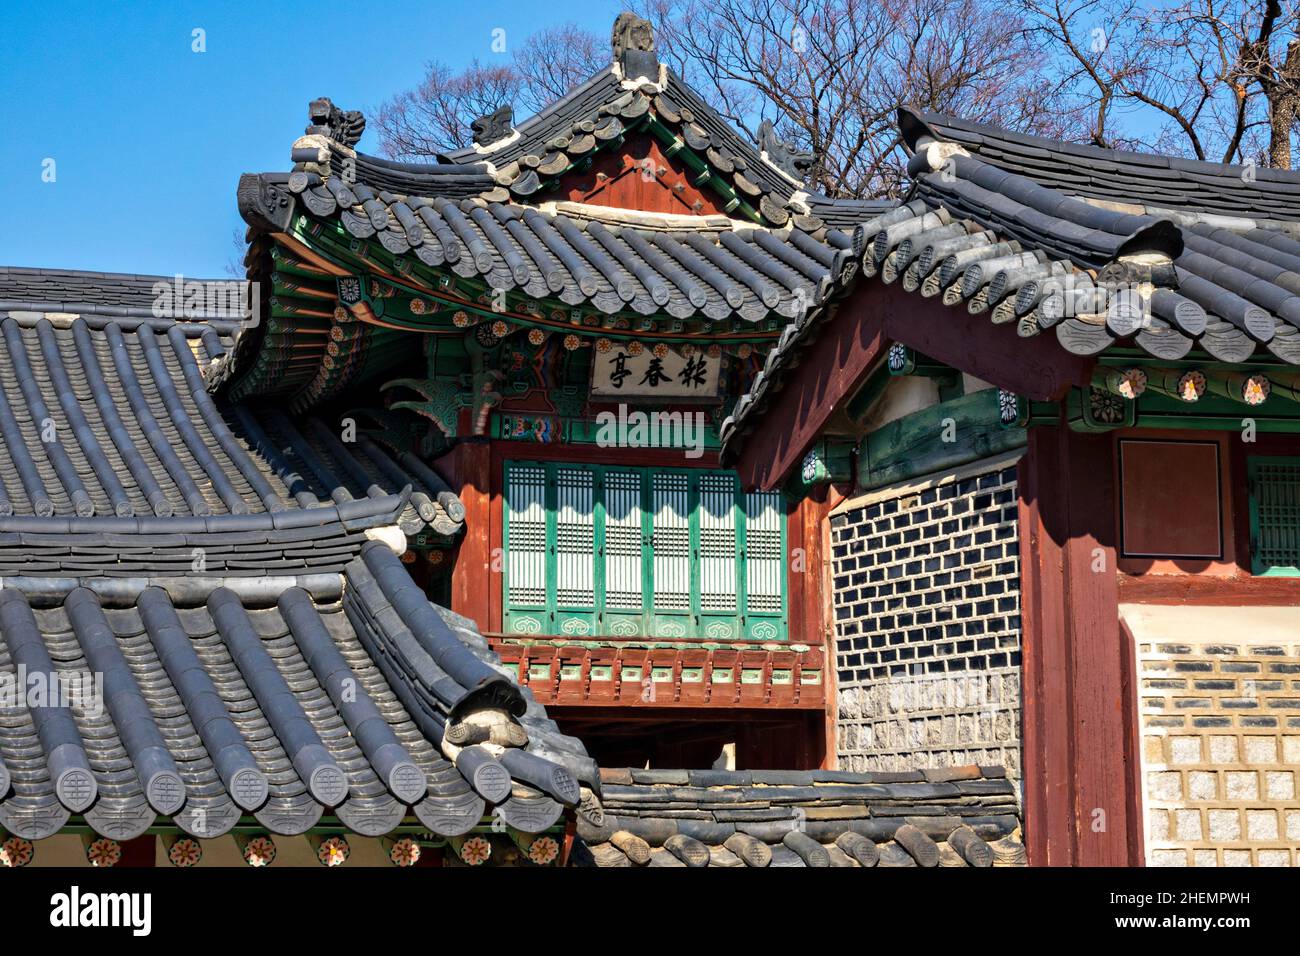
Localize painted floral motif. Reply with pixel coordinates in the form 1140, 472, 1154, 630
1, 837, 33, 868
887, 343, 909, 372
1088, 387, 1126, 425
242, 836, 277, 867
595, 337, 613, 353
452, 310, 471, 327
86, 838, 122, 868
1115, 367, 1147, 399
459, 836, 492, 866
388, 838, 422, 867
317, 836, 350, 867
491, 320, 510, 338
409, 297, 429, 315
1243, 374, 1270, 405
512, 616, 542, 634
168, 838, 202, 868
527, 836, 560, 866
737, 343, 753, 359
652, 343, 669, 359
704, 620, 735, 639
626, 340, 644, 356
1178, 370, 1206, 402
800, 449, 822, 483
706, 344, 722, 358
996, 388, 1021, 426
563, 334, 581, 351
528, 328, 547, 346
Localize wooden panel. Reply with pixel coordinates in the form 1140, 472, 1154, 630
502, 461, 548, 636
650, 470, 693, 638
555, 134, 729, 216
602, 469, 645, 630
1018, 424, 1135, 866
1247, 455, 1300, 574
1119, 439, 1222, 559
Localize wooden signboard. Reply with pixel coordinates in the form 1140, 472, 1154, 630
590, 347, 722, 401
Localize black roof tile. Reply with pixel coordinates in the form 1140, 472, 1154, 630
577, 764, 1024, 868
0, 297, 464, 546
0, 545, 593, 843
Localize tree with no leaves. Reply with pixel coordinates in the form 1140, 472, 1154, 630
374, 23, 605, 160
370, 0, 1300, 197
1016, 0, 1300, 167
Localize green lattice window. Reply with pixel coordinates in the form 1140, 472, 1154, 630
1247, 456, 1300, 576
503, 461, 786, 640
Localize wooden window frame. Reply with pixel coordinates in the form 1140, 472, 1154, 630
1246, 454, 1300, 577
502, 460, 787, 641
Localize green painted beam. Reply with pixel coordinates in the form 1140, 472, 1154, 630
859, 387, 1027, 490
643, 115, 762, 223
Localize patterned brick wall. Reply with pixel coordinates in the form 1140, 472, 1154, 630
830, 456, 1023, 787
1133, 618, 1300, 867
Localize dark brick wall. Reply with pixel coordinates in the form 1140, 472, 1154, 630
829, 461, 1023, 785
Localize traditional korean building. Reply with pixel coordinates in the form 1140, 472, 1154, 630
722, 109, 1300, 867
230, 12, 886, 769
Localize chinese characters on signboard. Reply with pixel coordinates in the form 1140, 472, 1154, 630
590, 347, 722, 400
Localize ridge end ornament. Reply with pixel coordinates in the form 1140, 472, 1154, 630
307, 97, 366, 147
611, 12, 659, 82
472, 105, 515, 146
237, 174, 294, 233
758, 119, 815, 181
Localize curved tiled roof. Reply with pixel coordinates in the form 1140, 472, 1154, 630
0, 270, 464, 549
902, 110, 1300, 221
720, 109, 1300, 458
0, 267, 591, 852
242, 167, 857, 326
436, 65, 814, 224
0, 544, 592, 843
231, 407, 464, 538
575, 765, 1024, 868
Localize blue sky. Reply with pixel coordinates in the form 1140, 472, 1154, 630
0, 1, 622, 277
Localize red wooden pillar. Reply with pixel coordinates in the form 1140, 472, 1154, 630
446, 439, 493, 631
1018, 424, 1138, 866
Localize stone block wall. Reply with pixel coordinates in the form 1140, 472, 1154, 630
1132, 614, 1300, 867
830, 456, 1023, 789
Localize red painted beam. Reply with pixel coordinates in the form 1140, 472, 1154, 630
731, 280, 1097, 490
732, 297, 885, 491
1019, 424, 1137, 866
